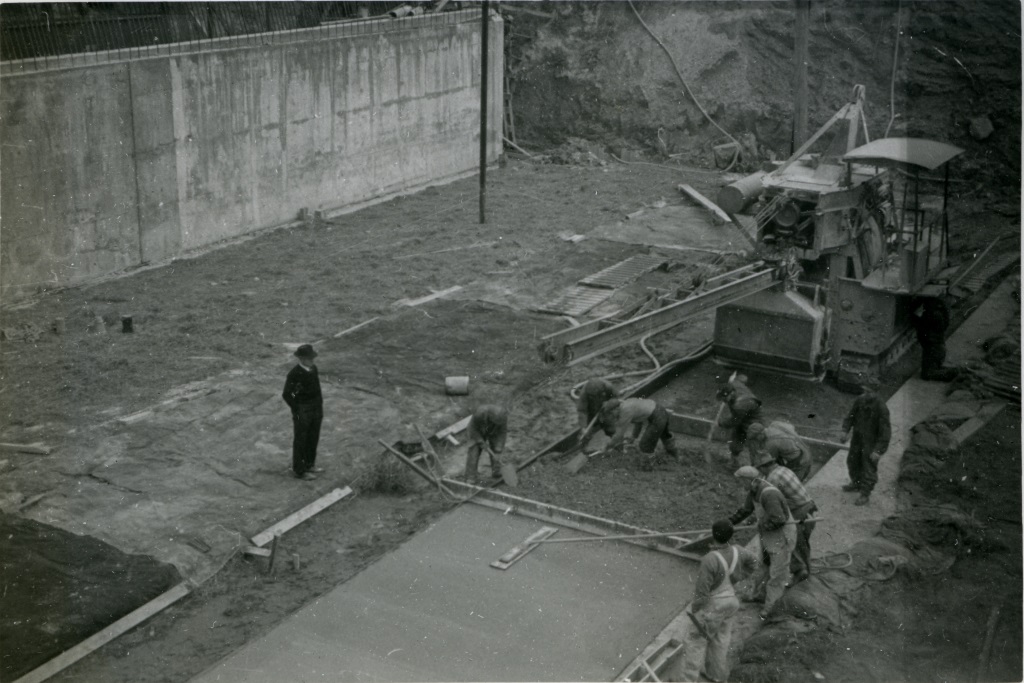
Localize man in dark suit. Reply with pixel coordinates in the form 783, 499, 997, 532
282, 344, 324, 480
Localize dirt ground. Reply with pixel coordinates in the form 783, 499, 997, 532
1, 149, 1019, 681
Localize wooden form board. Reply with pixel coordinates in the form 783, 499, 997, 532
251, 487, 353, 547
677, 184, 731, 224
435, 416, 471, 441
952, 400, 1007, 446
13, 584, 191, 683
490, 526, 559, 570
0, 442, 52, 455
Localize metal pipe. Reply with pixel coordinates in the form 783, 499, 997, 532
478, 1, 489, 224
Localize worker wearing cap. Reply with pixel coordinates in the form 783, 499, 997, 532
746, 421, 813, 481
729, 466, 796, 617
464, 404, 509, 483
600, 397, 679, 465
752, 451, 817, 583
282, 344, 324, 480
664, 519, 758, 683
717, 375, 763, 463
575, 378, 617, 450
841, 378, 891, 506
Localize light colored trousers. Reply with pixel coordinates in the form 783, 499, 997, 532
664, 594, 740, 682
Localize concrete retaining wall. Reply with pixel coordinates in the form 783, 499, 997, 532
0, 10, 503, 300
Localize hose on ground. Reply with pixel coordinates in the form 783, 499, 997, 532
626, 0, 741, 172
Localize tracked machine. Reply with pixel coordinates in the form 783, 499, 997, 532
540, 86, 968, 386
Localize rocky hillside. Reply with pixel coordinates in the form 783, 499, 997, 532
504, 0, 1020, 190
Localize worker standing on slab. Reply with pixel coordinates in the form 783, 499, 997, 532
912, 296, 959, 381
752, 452, 817, 583
664, 519, 757, 683
841, 378, 891, 506
729, 466, 796, 618
717, 374, 763, 465
599, 397, 679, 467
282, 344, 325, 481
464, 404, 508, 483
575, 378, 617, 450
746, 420, 813, 481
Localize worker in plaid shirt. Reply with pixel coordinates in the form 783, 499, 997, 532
752, 450, 818, 583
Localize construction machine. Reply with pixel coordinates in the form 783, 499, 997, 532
714, 85, 962, 384
539, 86, 964, 387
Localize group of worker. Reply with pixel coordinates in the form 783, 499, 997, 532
667, 374, 891, 682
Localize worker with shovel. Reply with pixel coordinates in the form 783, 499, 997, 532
599, 397, 679, 468
716, 374, 763, 466
728, 466, 796, 618
751, 451, 817, 583
664, 519, 758, 683
464, 404, 510, 484
745, 421, 812, 481
575, 377, 617, 451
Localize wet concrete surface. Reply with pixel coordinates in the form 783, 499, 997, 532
192, 503, 698, 682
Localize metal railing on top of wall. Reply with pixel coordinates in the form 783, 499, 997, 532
0, 4, 479, 76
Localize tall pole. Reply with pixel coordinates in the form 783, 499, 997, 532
793, 0, 810, 151
479, 0, 489, 224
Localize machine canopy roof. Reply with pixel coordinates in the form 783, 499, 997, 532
843, 138, 964, 171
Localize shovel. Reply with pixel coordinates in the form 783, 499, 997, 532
706, 370, 738, 464
564, 414, 602, 474
486, 445, 518, 488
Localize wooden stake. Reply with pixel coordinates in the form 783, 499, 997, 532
267, 535, 280, 575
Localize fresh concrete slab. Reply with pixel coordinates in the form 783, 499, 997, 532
192, 504, 698, 682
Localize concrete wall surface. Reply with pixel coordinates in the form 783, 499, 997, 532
0, 10, 503, 300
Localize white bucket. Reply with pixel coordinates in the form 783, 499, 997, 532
445, 376, 470, 395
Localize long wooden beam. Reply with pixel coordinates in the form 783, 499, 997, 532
251, 487, 353, 547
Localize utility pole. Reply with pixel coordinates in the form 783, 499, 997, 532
478, 0, 489, 224
793, 0, 810, 152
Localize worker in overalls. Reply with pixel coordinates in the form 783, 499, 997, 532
665, 519, 757, 683
464, 404, 508, 483
746, 420, 813, 481
729, 466, 796, 618
717, 375, 763, 464
575, 378, 617, 451
842, 377, 891, 506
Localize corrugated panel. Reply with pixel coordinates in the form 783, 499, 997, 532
537, 286, 614, 317
960, 253, 1020, 293
578, 254, 667, 289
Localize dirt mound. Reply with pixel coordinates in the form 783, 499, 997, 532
506, 1, 1020, 193
0, 514, 180, 681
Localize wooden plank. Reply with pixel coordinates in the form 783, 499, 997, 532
243, 546, 272, 557
490, 526, 559, 570
13, 584, 191, 683
393, 285, 463, 307
333, 317, 379, 338
435, 416, 472, 440
953, 401, 1007, 446
677, 184, 731, 224
250, 487, 353, 547
0, 442, 52, 455
668, 411, 847, 451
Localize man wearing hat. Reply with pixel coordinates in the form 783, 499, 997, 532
575, 378, 617, 451
728, 466, 796, 618
841, 378, 891, 506
599, 397, 679, 466
282, 344, 324, 480
716, 375, 763, 464
746, 420, 813, 481
752, 451, 817, 583
664, 519, 758, 683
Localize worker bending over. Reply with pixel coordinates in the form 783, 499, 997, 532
752, 452, 817, 583
717, 375, 763, 464
599, 398, 679, 465
464, 404, 508, 483
729, 466, 796, 618
841, 378, 891, 506
746, 420, 812, 481
664, 519, 757, 683
575, 377, 617, 451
